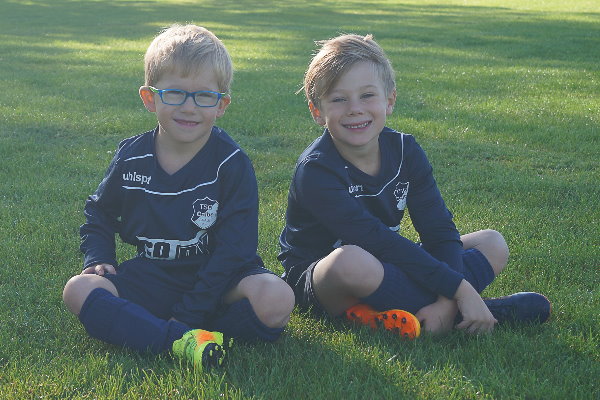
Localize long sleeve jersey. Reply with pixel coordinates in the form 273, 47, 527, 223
80, 126, 262, 326
278, 127, 465, 299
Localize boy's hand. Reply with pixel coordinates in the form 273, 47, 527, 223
415, 296, 458, 335
81, 263, 116, 276
454, 279, 497, 334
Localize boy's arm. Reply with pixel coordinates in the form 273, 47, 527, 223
401, 140, 464, 330
406, 140, 464, 274
295, 161, 464, 300
79, 155, 121, 269
171, 154, 260, 327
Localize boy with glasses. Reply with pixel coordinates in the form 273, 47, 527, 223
279, 34, 551, 337
63, 24, 294, 370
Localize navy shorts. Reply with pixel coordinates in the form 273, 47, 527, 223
290, 247, 495, 315
103, 257, 274, 320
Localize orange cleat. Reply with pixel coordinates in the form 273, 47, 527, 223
345, 303, 421, 339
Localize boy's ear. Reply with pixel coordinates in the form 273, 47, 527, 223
216, 95, 231, 118
139, 86, 156, 112
309, 102, 325, 126
386, 89, 397, 115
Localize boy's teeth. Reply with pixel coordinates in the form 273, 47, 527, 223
347, 122, 369, 128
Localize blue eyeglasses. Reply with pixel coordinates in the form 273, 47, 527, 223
149, 86, 227, 107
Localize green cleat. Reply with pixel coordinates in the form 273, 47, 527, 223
172, 329, 231, 371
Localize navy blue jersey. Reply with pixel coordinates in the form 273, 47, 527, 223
278, 127, 465, 299
80, 126, 262, 324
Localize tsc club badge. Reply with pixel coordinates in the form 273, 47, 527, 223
394, 181, 409, 211
191, 197, 218, 229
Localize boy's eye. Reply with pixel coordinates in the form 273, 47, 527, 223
361, 93, 376, 99
196, 91, 217, 99
331, 97, 346, 103
162, 90, 186, 102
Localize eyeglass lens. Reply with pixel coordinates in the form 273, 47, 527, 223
161, 90, 220, 107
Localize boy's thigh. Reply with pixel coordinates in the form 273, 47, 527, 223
312, 246, 384, 316
104, 257, 193, 320
289, 258, 382, 316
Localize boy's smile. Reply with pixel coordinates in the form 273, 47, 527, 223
311, 61, 396, 159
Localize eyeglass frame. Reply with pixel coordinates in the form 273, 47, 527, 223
148, 86, 228, 107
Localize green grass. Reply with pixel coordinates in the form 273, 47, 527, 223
0, 0, 598, 398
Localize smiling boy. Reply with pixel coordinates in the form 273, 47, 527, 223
278, 34, 550, 337
63, 24, 294, 370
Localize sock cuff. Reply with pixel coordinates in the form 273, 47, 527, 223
78, 287, 115, 324
78, 287, 127, 341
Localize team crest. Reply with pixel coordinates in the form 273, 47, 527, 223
191, 197, 219, 229
394, 181, 409, 210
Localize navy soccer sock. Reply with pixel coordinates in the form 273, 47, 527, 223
78, 288, 190, 354
210, 298, 283, 343
361, 263, 437, 315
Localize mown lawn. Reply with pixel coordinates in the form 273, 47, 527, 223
0, 0, 598, 398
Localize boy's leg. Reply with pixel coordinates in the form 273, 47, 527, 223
63, 273, 119, 315
460, 229, 509, 277
64, 273, 190, 353
309, 230, 507, 316
310, 245, 421, 338
62, 262, 226, 366
310, 244, 434, 315
311, 245, 385, 316
77, 284, 190, 353
211, 272, 295, 342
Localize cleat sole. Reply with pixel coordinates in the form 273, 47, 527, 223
346, 304, 420, 339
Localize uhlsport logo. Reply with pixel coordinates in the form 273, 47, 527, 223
348, 184, 364, 195
122, 171, 151, 185
192, 197, 218, 229
394, 181, 409, 210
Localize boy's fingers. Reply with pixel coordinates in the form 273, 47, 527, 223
456, 319, 495, 335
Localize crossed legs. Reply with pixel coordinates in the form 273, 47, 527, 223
311, 229, 509, 317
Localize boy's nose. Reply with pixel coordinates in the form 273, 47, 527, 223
347, 99, 364, 115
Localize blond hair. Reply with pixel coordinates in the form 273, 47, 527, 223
144, 24, 233, 92
303, 34, 395, 106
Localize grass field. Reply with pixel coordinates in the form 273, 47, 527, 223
0, 0, 598, 398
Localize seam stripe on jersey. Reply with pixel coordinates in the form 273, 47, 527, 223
354, 133, 405, 198
122, 149, 241, 196
124, 153, 154, 162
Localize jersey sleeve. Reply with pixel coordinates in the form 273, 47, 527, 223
171, 153, 261, 326
294, 158, 464, 299
79, 153, 122, 269
405, 141, 465, 275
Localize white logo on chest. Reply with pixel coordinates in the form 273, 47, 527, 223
394, 181, 409, 210
191, 197, 219, 229
349, 184, 363, 194
122, 171, 151, 185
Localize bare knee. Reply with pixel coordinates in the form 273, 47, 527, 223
323, 245, 384, 295
239, 274, 295, 329
62, 274, 118, 316
463, 229, 509, 276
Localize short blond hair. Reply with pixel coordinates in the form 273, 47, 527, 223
303, 34, 395, 106
144, 24, 233, 93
